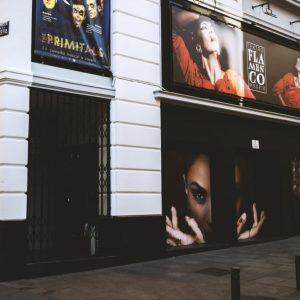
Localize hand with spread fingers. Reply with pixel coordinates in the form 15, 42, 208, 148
237, 203, 266, 240
166, 206, 205, 246
295, 58, 300, 73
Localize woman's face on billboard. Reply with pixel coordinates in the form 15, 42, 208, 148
43, 0, 56, 10
197, 21, 220, 56
184, 154, 212, 236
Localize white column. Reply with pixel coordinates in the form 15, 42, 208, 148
0, 85, 29, 220
110, 0, 162, 216
0, 0, 32, 220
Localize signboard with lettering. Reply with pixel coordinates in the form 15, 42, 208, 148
33, 0, 110, 74
0, 21, 9, 37
163, 0, 300, 111
246, 42, 267, 94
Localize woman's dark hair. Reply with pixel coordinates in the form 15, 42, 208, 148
192, 15, 213, 42
183, 152, 209, 180
187, 14, 216, 79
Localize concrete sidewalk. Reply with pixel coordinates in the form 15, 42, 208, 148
1, 237, 300, 300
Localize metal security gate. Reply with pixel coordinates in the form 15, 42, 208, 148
27, 89, 110, 262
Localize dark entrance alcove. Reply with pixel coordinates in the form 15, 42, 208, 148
27, 89, 110, 263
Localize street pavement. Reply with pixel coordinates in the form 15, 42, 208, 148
1, 236, 300, 299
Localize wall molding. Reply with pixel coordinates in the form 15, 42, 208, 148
0, 69, 115, 99
154, 90, 300, 126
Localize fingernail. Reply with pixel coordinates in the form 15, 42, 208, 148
241, 213, 246, 220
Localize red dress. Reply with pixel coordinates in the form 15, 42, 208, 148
273, 73, 300, 109
172, 33, 256, 99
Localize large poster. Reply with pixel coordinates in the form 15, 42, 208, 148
171, 4, 300, 110
165, 149, 281, 248
165, 151, 213, 247
34, 0, 110, 72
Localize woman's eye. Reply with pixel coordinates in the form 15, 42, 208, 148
191, 187, 207, 204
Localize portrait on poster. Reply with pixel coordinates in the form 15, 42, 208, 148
165, 151, 213, 247
171, 5, 256, 100
165, 150, 267, 248
168, 1, 300, 111
33, 0, 110, 72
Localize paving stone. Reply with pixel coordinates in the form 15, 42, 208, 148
252, 276, 287, 285
1, 236, 300, 299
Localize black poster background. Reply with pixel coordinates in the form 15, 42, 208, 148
164, 149, 280, 248
243, 31, 299, 106
171, 4, 300, 110
165, 150, 214, 247
34, 0, 110, 72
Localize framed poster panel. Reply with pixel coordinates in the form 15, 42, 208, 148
165, 150, 214, 248
162, 0, 300, 114
33, 0, 110, 75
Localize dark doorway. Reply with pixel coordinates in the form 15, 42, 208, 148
27, 89, 110, 262
234, 150, 282, 242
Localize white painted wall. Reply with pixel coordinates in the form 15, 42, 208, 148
199, 0, 300, 39
243, 1, 300, 38
0, 0, 31, 220
0, 1, 32, 72
0, 0, 114, 221
110, 0, 162, 216
0, 85, 29, 220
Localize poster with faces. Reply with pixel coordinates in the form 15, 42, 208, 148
164, 150, 275, 248
171, 4, 300, 110
165, 151, 213, 248
34, 0, 110, 72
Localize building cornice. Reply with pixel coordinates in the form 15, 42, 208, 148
154, 90, 300, 126
0, 69, 115, 99
272, 0, 300, 9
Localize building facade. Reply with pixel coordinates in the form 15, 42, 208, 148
0, 0, 299, 280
